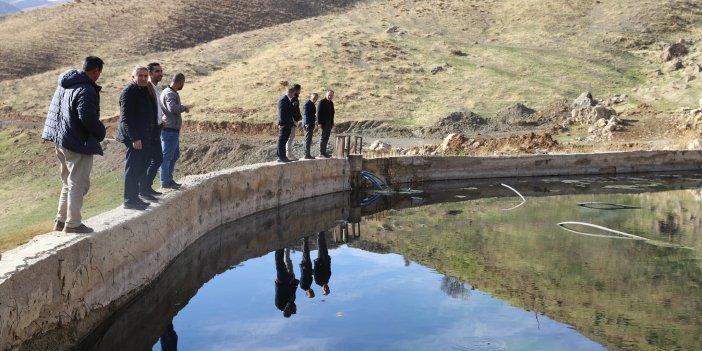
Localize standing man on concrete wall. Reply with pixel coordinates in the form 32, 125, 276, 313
277, 86, 296, 163
143, 62, 164, 197
42, 56, 106, 233
302, 93, 318, 159
285, 84, 302, 160
317, 90, 335, 158
160, 72, 191, 189
117, 66, 158, 210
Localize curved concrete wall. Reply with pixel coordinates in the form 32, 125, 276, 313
0, 159, 348, 349
1, 150, 701, 349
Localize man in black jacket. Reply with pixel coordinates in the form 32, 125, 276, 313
274, 248, 299, 317
42, 56, 106, 234
314, 231, 332, 296
317, 90, 335, 158
276, 86, 296, 162
302, 93, 319, 159
285, 84, 302, 160
116, 66, 159, 210
299, 236, 315, 298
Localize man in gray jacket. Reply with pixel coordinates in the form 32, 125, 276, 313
159, 73, 191, 189
42, 56, 106, 234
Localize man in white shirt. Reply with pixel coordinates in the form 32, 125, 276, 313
142, 62, 164, 198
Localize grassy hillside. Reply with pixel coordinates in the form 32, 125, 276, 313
0, 0, 360, 80
0, 0, 702, 251
1, 0, 702, 126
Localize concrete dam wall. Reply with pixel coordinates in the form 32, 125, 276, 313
1, 150, 701, 349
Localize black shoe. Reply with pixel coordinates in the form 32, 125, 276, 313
139, 193, 159, 202
277, 158, 291, 163
303, 155, 315, 160
143, 188, 162, 196
124, 200, 150, 210
162, 181, 181, 189
319, 153, 331, 158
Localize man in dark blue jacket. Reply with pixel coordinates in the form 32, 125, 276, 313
116, 66, 159, 210
42, 56, 106, 234
302, 93, 319, 159
276, 86, 296, 162
317, 90, 335, 158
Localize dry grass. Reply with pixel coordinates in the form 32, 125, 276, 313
0, 0, 361, 81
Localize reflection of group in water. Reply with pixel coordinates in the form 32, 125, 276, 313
275, 231, 332, 318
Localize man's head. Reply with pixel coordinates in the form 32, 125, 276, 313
322, 284, 331, 296
82, 56, 104, 82
147, 62, 163, 84
132, 66, 149, 87
293, 83, 301, 98
325, 90, 334, 101
310, 93, 319, 104
287, 86, 296, 98
170, 72, 186, 91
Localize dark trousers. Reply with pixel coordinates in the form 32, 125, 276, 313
143, 137, 163, 192
319, 125, 332, 156
277, 126, 292, 159
124, 143, 150, 203
318, 231, 329, 258
304, 125, 314, 157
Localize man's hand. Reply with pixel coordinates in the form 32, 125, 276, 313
132, 140, 143, 150
184, 105, 193, 113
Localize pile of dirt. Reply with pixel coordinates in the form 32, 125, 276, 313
494, 103, 536, 126
483, 132, 558, 154
427, 111, 489, 135
402, 131, 558, 156
528, 99, 571, 125
334, 120, 415, 138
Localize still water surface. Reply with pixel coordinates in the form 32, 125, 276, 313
71, 173, 702, 351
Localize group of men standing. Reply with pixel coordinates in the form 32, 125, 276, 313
277, 85, 335, 162
275, 232, 332, 318
42, 56, 191, 233
115, 63, 191, 210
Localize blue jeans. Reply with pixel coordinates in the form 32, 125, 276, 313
160, 130, 180, 185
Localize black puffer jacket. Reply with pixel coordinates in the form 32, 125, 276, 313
42, 70, 106, 155
116, 82, 158, 145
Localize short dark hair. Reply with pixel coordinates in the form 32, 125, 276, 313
147, 62, 161, 72
293, 83, 301, 91
171, 72, 185, 84
83, 56, 104, 72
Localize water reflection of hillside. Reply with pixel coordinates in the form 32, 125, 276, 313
354, 180, 702, 351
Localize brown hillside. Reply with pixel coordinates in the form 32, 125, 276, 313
0, 0, 360, 81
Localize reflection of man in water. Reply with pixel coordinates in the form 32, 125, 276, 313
275, 248, 299, 317
313, 231, 332, 295
300, 236, 315, 298
159, 322, 178, 351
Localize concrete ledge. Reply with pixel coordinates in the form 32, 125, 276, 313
0, 159, 348, 349
362, 150, 702, 185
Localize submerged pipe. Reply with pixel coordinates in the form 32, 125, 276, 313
500, 184, 526, 211
576, 202, 641, 210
